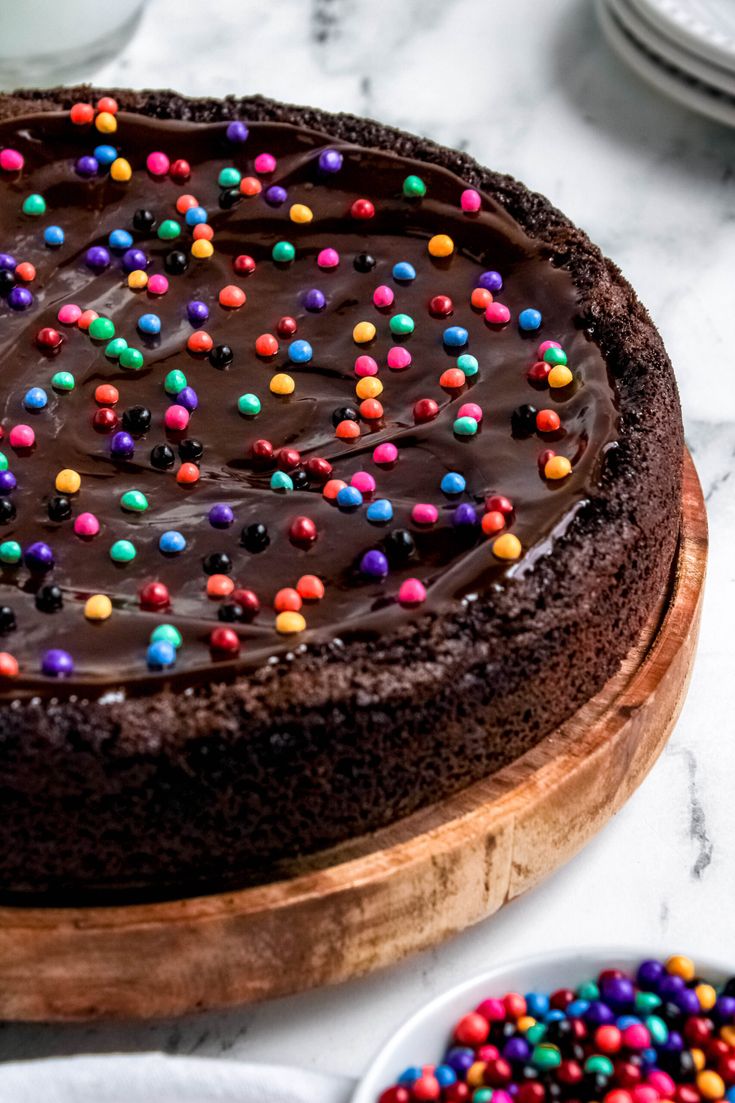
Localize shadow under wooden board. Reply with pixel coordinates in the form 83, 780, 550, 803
0, 450, 707, 1021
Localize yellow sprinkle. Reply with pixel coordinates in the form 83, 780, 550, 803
289, 203, 313, 223
695, 983, 716, 1011
666, 954, 695, 982
548, 364, 573, 389
128, 269, 148, 289
84, 594, 112, 621
544, 455, 572, 480
691, 1049, 706, 1072
517, 1016, 537, 1032
356, 376, 383, 400
492, 533, 522, 560
110, 157, 131, 182
95, 111, 117, 134
466, 1062, 487, 1088
428, 233, 454, 257
696, 1071, 725, 1101
55, 468, 81, 494
721, 1025, 735, 1046
275, 611, 306, 634
270, 373, 295, 396
191, 239, 214, 259
353, 321, 376, 344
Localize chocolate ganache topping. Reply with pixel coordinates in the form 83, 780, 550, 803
0, 106, 619, 694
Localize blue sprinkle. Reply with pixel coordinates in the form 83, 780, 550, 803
337, 486, 363, 509
23, 387, 48, 410
147, 640, 176, 669
567, 999, 590, 1018
288, 339, 313, 364
441, 471, 466, 495
443, 325, 469, 348
616, 1015, 642, 1029
519, 307, 542, 331
185, 205, 208, 226
366, 498, 393, 523
398, 1067, 422, 1086
159, 530, 186, 554
43, 225, 64, 247
545, 1009, 565, 1022
108, 228, 133, 250
435, 1066, 457, 1088
138, 312, 161, 335
392, 261, 416, 282
525, 992, 550, 1019
94, 144, 118, 166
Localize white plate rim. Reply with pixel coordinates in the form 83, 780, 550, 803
352, 945, 734, 1103
597, 0, 735, 128
629, 0, 735, 72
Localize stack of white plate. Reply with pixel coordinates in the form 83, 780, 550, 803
596, 0, 735, 126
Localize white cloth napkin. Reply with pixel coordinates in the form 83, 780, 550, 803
0, 1053, 355, 1103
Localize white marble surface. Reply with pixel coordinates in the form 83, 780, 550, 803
1, 0, 734, 1084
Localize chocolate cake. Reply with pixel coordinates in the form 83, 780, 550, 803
0, 87, 682, 902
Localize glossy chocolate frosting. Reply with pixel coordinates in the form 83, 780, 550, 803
0, 110, 618, 694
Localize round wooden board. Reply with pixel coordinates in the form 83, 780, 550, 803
0, 451, 707, 1022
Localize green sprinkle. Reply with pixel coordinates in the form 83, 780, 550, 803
645, 1015, 668, 1045
157, 219, 181, 241
454, 416, 478, 437
270, 470, 293, 492
532, 1044, 561, 1071
119, 347, 144, 370
402, 174, 426, 198
272, 240, 295, 263
88, 316, 115, 341
389, 313, 414, 336
164, 369, 187, 395
585, 1056, 614, 1076
577, 980, 600, 1001
237, 393, 261, 417
0, 453, 7, 472
150, 624, 182, 649
22, 193, 46, 216
120, 490, 148, 512
51, 371, 75, 392
218, 166, 241, 188
0, 540, 21, 565
105, 337, 128, 359
457, 353, 479, 377
472, 1092, 493, 1103
635, 991, 661, 1012
543, 347, 568, 366
526, 1023, 547, 1045
110, 539, 137, 563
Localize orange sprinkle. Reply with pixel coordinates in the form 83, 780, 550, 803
94, 384, 119, 406
207, 574, 235, 598
296, 575, 325, 601
274, 587, 302, 612
240, 176, 262, 196
77, 309, 99, 331
360, 398, 383, 420
335, 419, 360, 440
439, 368, 466, 389
471, 287, 493, 309
175, 193, 198, 214
176, 462, 200, 485
219, 284, 246, 309
323, 479, 347, 500
187, 330, 213, 354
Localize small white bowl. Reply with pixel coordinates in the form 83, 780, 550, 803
352, 947, 732, 1103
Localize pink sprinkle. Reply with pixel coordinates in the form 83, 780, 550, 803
350, 471, 375, 494
254, 153, 276, 174
398, 578, 426, 606
460, 188, 481, 213
9, 424, 35, 449
537, 339, 561, 357
372, 284, 394, 308
458, 402, 483, 422
411, 503, 438, 525
164, 404, 190, 431
476, 998, 507, 1021
147, 274, 169, 295
485, 302, 511, 325
493, 1092, 513, 1103
387, 346, 411, 370
354, 355, 378, 377
647, 1073, 675, 1098
57, 303, 82, 325
622, 1024, 650, 1050
631, 1089, 659, 1103
74, 512, 100, 537
317, 248, 339, 269
0, 149, 24, 172
372, 442, 397, 466
146, 151, 170, 176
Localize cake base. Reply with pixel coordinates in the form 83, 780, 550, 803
0, 451, 706, 1022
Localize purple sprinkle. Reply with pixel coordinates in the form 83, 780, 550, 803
600, 976, 635, 1008
42, 648, 74, 677
0, 253, 17, 271
177, 386, 199, 412
676, 988, 701, 1015
584, 1000, 616, 1025
208, 503, 234, 528
657, 974, 685, 1000
75, 155, 99, 177
452, 503, 477, 526
85, 245, 110, 270
0, 472, 17, 493
122, 247, 148, 272
636, 960, 664, 990
226, 121, 249, 143
110, 430, 134, 457
715, 995, 735, 1021
304, 288, 326, 312
318, 148, 343, 173
360, 549, 389, 578
187, 299, 209, 325
7, 286, 32, 311
478, 270, 503, 293
503, 1038, 530, 1062
24, 541, 54, 572
265, 185, 287, 207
